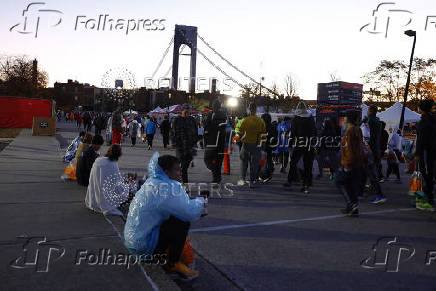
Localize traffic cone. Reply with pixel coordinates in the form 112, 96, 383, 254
223, 146, 231, 175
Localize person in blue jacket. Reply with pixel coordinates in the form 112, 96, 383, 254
145, 117, 157, 150
124, 153, 205, 279
277, 117, 291, 173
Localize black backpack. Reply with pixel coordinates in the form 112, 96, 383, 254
132, 122, 138, 135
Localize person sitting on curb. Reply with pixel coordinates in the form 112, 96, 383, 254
76, 135, 104, 187
85, 145, 128, 216
124, 153, 205, 280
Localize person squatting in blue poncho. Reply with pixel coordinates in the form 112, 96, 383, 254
123, 152, 205, 280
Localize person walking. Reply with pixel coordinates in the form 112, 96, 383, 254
83, 111, 92, 132
338, 110, 365, 217
160, 115, 171, 149
316, 118, 339, 179
414, 99, 436, 211
379, 121, 389, 182
172, 104, 198, 183
145, 117, 157, 150
128, 118, 141, 147
363, 105, 382, 181
203, 99, 227, 184
360, 122, 387, 204
277, 117, 291, 173
111, 110, 124, 145
237, 102, 266, 187
386, 126, 401, 183
259, 113, 277, 183
93, 113, 105, 136
284, 101, 317, 194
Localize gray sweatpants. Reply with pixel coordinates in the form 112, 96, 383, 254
239, 143, 261, 182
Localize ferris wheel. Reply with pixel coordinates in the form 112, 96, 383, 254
101, 67, 137, 101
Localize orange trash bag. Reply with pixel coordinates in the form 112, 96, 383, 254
165, 238, 195, 268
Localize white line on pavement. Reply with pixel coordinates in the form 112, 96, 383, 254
190, 208, 416, 233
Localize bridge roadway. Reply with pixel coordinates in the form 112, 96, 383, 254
1, 121, 435, 291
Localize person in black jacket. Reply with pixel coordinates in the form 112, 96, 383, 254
259, 113, 277, 183
160, 115, 171, 149
379, 121, 389, 181
172, 104, 199, 183
284, 101, 317, 194
415, 99, 436, 211
93, 113, 105, 136
363, 105, 382, 181
203, 99, 227, 183
316, 117, 339, 179
77, 135, 104, 186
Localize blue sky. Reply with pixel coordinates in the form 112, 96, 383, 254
1, 0, 436, 99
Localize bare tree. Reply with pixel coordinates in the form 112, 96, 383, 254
283, 73, 297, 98
363, 60, 407, 102
0, 55, 48, 96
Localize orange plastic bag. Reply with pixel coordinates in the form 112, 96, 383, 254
165, 238, 194, 267
409, 170, 424, 197
62, 161, 77, 180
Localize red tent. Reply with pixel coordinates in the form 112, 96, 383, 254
0, 96, 53, 128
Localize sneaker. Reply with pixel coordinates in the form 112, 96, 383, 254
237, 179, 246, 186
370, 196, 387, 204
147, 145, 151, 150
416, 202, 434, 211
341, 203, 359, 217
379, 178, 385, 183
303, 186, 310, 195
261, 176, 272, 183
165, 261, 199, 280
249, 181, 259, 188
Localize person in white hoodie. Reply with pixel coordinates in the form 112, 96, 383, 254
85, 145, 129, 216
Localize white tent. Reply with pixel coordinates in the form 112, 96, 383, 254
150, 106, 162, 113
377, 102, 420, 127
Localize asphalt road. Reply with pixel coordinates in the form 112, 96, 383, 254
1, 121, 435, 291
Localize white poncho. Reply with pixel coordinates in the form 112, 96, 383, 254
85, 157, 128, 216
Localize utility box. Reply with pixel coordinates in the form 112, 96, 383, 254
32, 116, 56, 136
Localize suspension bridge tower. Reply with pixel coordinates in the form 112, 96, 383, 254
172, 25, 198, 93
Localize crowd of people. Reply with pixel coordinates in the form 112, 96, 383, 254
60, 98, 436, 280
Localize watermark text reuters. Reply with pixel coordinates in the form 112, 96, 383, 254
75, 249, 167, 269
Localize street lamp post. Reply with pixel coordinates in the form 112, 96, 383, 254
399, 29, 416, 131
168, 92, 172, 113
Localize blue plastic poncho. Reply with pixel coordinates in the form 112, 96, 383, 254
123, 152, 204, 256
64, 136, 81, 163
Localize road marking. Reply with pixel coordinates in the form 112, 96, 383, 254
190, 208, 416, 233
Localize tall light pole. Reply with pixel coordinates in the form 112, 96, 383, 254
399, 29, 416, 131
